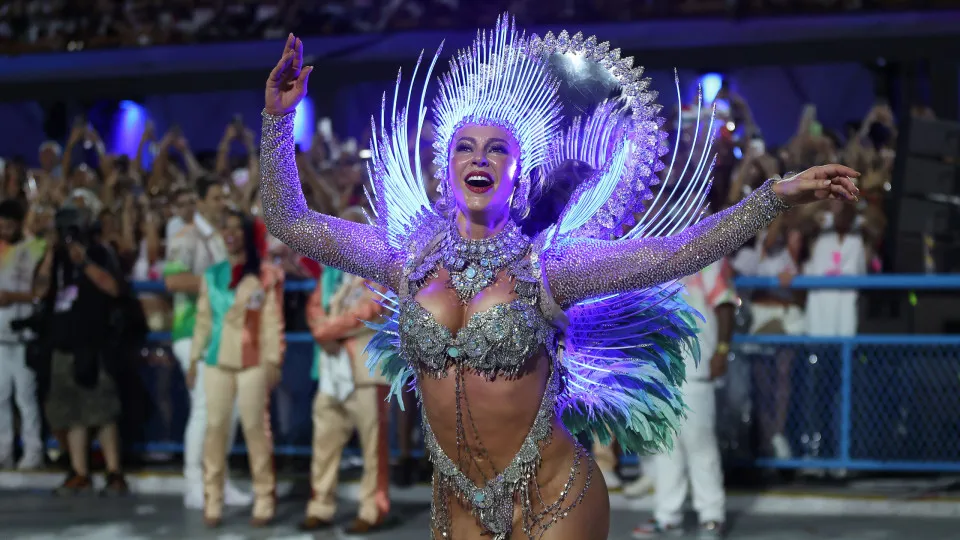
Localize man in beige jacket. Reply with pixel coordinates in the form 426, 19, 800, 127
299, 207, 390, 535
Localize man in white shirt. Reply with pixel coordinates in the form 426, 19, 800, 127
804, 203, 865, 337
165, 187, 197, 243
0, 201, 47, 470
163, 177, 251, 509
634, 258, 735, 539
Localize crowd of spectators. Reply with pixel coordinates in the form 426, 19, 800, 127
0, 81, 918, 465
0, 0, 954, 54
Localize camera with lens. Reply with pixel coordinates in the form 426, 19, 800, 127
9, 308, 42, 336
55, 206, 95, 246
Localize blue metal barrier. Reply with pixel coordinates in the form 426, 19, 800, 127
128, 275, 960, 472
734, 274, 960, 290
732, 334, 960, 473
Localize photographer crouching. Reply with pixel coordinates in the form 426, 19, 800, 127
29, 205, 129, 495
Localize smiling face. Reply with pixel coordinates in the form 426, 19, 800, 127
223, 214, 246, 257
447, 124, 521, 223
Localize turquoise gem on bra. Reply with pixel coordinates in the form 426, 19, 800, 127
447, 346, 461, 358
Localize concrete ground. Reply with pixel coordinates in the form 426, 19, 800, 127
0, 486, 957, 540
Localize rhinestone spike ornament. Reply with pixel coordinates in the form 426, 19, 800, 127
525, 29, 670, 240
440, 219, 531, 304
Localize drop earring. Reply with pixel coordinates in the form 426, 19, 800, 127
510, 174, 531, 220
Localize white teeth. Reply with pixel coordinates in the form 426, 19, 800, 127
467, 175, 490, 182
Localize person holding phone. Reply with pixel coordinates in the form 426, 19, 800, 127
728, 134, 780, 206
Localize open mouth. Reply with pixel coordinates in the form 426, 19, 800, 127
464, 171, 494, 194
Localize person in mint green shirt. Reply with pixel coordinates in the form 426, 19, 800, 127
185, 210, 284, 527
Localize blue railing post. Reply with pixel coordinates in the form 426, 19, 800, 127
839, 341, 853, 465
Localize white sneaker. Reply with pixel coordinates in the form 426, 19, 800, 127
184, 486, 204, 509
224, 482, 253, 507
828, 468, 848, 479
601, 468, 621, 490
623, 475, 655, 498
16, 452, 44, 471
770, 434, 792, 459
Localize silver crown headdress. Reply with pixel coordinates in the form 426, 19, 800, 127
431, 15, 563, 188
366, 13, 715, 248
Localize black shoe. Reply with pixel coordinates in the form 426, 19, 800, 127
298, 516, 334, 531
54, 472, 93, 496
393, 456, 418, 487
345, 517, 386, 534
100, 472, 129, 496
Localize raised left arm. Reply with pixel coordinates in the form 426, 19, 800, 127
543, 180, 787, 307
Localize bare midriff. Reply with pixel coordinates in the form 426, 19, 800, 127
412, 265, 576, 488
419, 350, 576, 482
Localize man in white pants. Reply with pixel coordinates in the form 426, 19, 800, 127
634, 258, 734, 539
164, 178, 251, 509
0, 201, 47, 470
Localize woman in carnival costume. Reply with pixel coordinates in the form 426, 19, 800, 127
187, 211, 284, 527
260, 15, 859, 540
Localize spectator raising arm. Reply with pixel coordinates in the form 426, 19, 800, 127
163, 230, 202, 295
171, 134, 207, 183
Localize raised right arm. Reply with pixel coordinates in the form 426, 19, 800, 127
259, 111, 401, 291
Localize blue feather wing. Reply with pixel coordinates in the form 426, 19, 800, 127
558, 282, 702, 454
550, 74, 721, 454
363, 289, 418, 408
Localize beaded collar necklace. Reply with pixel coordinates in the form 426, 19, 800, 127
441, 219, 531, 304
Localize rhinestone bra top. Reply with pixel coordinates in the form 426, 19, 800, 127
398, 235, 553, 379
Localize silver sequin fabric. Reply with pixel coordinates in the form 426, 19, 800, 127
400, 297, 550, 377
399, 234, 552, 380
542, 182, 789, 307
259, 111, 402, 291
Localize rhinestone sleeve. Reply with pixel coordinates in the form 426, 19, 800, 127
542, 179, 789, 307
259, 110, 401, 290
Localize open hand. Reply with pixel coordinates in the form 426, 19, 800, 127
265, 34, 313, 116
709, 352, 728, 380
320, 341, 340, 356
68, 243, 87, 265
772, 165, 860, 207
777, 270, 794, 289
